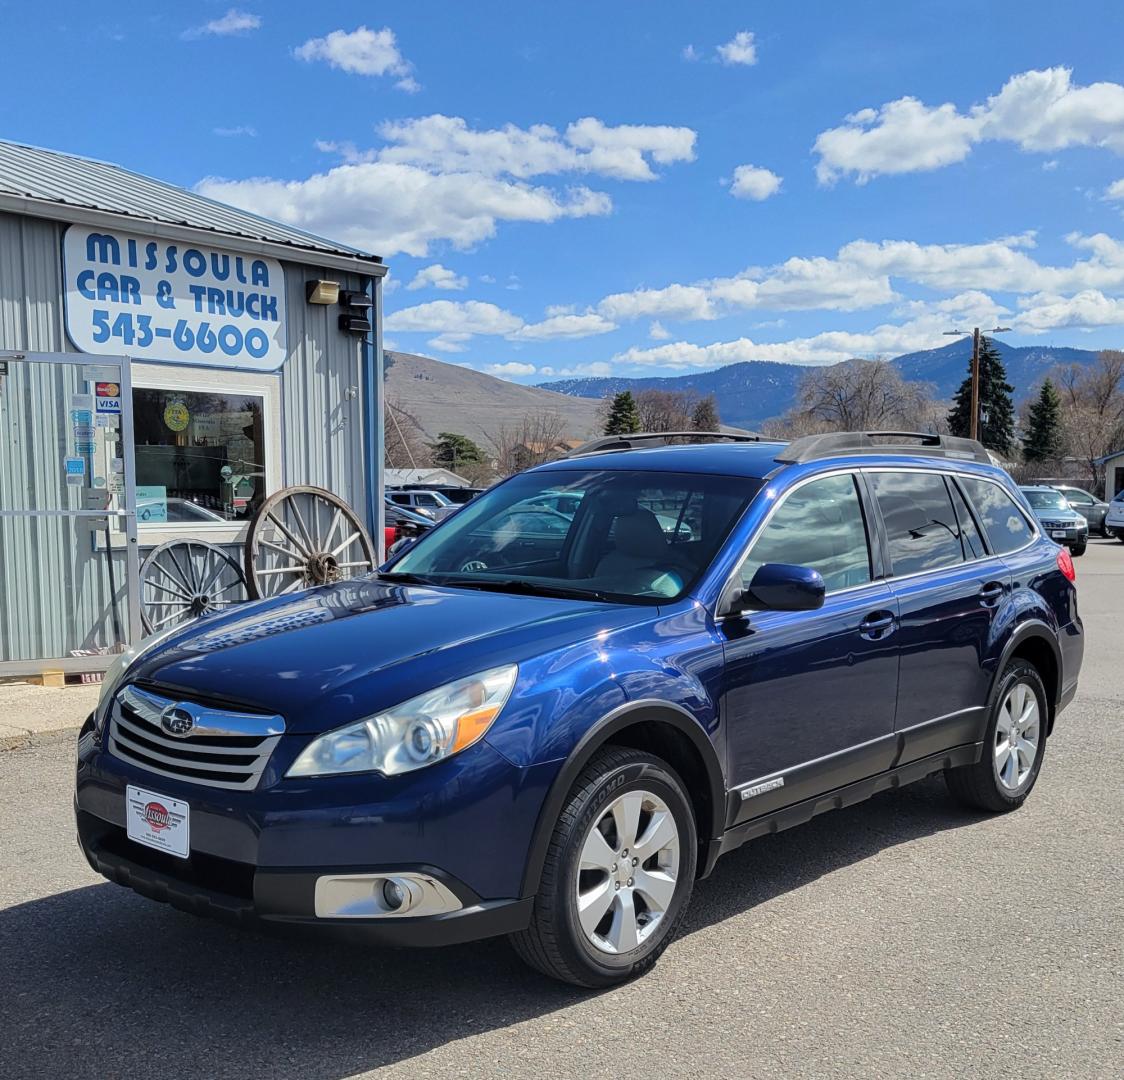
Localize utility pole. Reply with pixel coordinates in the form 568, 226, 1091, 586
943, 326, 1011, 442
969, 327, 981, 441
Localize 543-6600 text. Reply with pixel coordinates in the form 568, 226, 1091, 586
90, 310, 271, 359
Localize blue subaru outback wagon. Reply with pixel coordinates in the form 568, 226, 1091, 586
75, 431, 1083, 987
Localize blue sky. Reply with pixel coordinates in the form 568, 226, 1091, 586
3, 1, 1124, 383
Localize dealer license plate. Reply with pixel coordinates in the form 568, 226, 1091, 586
125, 785, 190, 859
1051, 530, 1068, 539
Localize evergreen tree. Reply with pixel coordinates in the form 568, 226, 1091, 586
1023, 379, 1063, 463
604, 390, 642, 435
691, 395, 721, 431
429, 431, 485, 471
947, 336, 1016, 456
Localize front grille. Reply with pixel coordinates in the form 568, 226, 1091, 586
1041, 519, 1074, 530
109, 685, 283, 790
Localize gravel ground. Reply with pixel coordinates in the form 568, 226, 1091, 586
1, 541, 1121, 1079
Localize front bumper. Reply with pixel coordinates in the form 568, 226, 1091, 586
75, 722, 550, 945
76, 807, 531, 945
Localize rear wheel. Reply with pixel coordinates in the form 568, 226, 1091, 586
944, 659, 1047, 812
510, 746, 696, 987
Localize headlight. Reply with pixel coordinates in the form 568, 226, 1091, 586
286, 665, 518, 778
95, 624, 185, 727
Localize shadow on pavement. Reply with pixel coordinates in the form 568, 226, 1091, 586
0, 776, 985, 1079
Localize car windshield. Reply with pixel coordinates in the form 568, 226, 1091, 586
1023, 489, 1067, 509
384, 468, 760, 603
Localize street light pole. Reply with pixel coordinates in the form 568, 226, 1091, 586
969, 327, 981, 441
943, 326, 1012, 443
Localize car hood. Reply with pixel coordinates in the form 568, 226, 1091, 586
1031, 506, 1086, 522
131, 578, 651, 733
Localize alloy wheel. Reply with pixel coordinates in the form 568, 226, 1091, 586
994, 681, 1041, 793
575, 789, 680, 955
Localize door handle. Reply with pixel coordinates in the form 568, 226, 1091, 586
859, 610, 896, 640
978, 581, 1006, 606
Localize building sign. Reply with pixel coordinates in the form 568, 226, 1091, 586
63, 225, 287, 372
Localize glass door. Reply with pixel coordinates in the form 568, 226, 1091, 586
0, 352, 140, 673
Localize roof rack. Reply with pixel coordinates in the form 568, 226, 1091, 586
775, 430, 992, 466
562, 430, 773, 458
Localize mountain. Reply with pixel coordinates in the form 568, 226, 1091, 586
889, 340, 1097, 399
384, 350, 601, 446
538, 341, 1103, 429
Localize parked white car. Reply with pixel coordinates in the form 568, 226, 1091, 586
1105, 489, 1124, 541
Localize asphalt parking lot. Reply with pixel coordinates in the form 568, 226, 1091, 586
1, 541, 1122, 1080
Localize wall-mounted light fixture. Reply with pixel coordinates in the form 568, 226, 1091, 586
306, 279, 341, 305
338, 289, 373, 334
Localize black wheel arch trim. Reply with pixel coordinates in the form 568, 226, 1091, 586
994, 619, 1063, 711
518, 699, 726, 899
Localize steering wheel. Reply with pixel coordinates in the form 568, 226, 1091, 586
460, 559, 489, 573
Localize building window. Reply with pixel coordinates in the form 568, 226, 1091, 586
132, 386, 268, 525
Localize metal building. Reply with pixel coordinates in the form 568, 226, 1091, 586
0, 140, 387, 674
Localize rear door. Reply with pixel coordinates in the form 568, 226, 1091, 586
867, 469, 1009, 757
721, 471, 900, 819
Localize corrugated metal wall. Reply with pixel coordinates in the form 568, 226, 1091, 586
0, 210, 371, 663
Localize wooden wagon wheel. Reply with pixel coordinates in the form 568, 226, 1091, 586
244, 485, 377, 600
140, 539, 249, 633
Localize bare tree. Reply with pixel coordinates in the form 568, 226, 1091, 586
384, 398, 433, 469
1052, 351, 1124, 493
486, 411, 568, 476
635, 389, 698, 432
765, 359, 941, 438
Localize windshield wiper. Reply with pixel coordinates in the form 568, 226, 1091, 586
375, 570, 439, 586
433, 577, 615, 603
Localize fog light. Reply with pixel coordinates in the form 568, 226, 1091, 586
382, 878, 407, 911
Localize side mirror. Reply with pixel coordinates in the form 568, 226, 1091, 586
387, 536, 416, 558
733, 563, 826, 613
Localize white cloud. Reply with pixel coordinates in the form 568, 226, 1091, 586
183, 8, 260, 40
489, 362, 538, 376
1106, 178, 1124, 201
599, 284, 716, 322
386, 301, 615, 345
197, 164, 610, 257
407, 264, 467, 291
511, 313, 616, 341
682, 44, 700, 62
294, 26, 417, 90
213, 125, 257, 138
427, 333, 470, 353
717, 31, 757, 66
1014, 289, 1124, 332
545, 304, 576, 316
375, 114, 696, 181
199, 112, 694, 256
815, 67, 1124, 183
1042, 159, 1059, 171
649, 320, 671, 340
729, 164, 782, 200
386, 301, 523, 336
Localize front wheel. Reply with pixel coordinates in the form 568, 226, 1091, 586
1072, 541, 1087, 557
510, 746, 697, 987
944, 660, 1047, 812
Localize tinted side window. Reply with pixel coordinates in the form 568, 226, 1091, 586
960, 477, 1034, 555
949, 481, 986, 560
740, 473, 871, 593
870, 471, 965, 576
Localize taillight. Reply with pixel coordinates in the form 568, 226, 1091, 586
1057, 547, 1076, 582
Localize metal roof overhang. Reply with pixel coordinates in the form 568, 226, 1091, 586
0, 192, 388, 278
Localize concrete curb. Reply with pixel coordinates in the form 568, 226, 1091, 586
0, 725, 82, 752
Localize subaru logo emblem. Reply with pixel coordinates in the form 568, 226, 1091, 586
160, 704, 195, 738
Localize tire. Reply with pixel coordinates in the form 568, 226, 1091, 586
1072, 541, 1087, 557
510, 746, 697, 988
944, 659, 1048, 813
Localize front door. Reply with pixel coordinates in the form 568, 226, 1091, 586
721, 472, 900, 823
